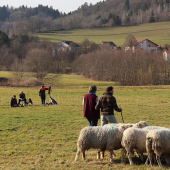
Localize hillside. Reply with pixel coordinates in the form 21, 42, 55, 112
0, 0, 170, 35
36, 21, 170, 47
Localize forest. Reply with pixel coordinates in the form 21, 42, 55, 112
0, 0, 170, 35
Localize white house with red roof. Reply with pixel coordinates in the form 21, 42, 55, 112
125, 39, 158, 52
163, 50, 170, 61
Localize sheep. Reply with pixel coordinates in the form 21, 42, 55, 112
102, 121, 149, 160
75, 124, 130, 163
143, 125, 169, 130
146, 129, 170, 168
132, 121, 149, 128
104, 121, 149, 129
121, 127, 150, 165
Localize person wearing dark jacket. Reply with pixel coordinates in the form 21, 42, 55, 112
39, 85, 49, 105
95, 86, 122, 126
82, 85, 100, 126
18, 91, 26, 104
11, 95, 19, 107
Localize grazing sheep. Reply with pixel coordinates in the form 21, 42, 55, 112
146, 129, 170, 168
121, 127, 150, 165
75, 125, 130, 163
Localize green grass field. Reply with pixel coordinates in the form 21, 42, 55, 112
1, 73, 170, 169
36, 21, 170, 47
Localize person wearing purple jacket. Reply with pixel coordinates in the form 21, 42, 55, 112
82, 85, 100, 126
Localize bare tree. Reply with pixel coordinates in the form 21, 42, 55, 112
45, 17, 53, 31
29, 16, 45, 32
122, 34, 136, 48
13, 19, 34, 34
11, 58, 25, 80
23, 48, 54, 79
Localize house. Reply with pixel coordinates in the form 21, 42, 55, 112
163, 50, 170, 61
125, 39, 158, 52
99, 41, 117, 50
57, 40, 80, 52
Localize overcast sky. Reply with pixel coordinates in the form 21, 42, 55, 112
0, 0, 101, 13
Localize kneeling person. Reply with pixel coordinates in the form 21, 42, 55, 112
18, 91, 26, 104
11, 95, 19, 107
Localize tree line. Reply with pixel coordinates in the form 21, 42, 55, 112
0, 0, 170, 34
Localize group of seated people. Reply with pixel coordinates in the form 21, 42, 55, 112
10, 91, 27, 107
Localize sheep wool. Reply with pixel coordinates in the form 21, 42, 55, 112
146, 129, 170, 168
104, 121, 148, 129
121, 127, 150, 165
143, 125, 169, 130
75, 125, 129, 163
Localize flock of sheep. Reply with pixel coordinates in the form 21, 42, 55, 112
75, 121, 170, 168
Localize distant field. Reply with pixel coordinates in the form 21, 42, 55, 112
36, 21, 170, 47
1, 73, 170, 169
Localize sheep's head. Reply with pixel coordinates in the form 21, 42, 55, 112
120, 124, 130, 131
133, 121, 149, 128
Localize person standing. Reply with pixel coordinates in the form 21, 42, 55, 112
39, 85, 49, 105
83, 85, 100, 126
18, 91, 26, 104
95, 86, 122, 126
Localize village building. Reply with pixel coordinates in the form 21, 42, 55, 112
57, 40, 80, 52
99, 41, 117, 50
163, 50, 170, 61
125, 39, 158, 52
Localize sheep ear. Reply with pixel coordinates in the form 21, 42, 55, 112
121, 125, 125, 129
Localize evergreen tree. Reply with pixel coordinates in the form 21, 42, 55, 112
0, 6, 9, 21
0, 30, 10, 47
124, 0, 130, 12
149, 10, 155, 23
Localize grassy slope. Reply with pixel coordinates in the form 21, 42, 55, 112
36, 21, 170, 47
0, 73, 170, 169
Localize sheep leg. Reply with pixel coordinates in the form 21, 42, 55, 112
121, 148, 126, 163
156, 155, 163, 168
135, 151, 140, 158
148, 152, 153, 166
101, 151, 105, 159
153, 154, 157, 164
128, 153, 134, 165
75, 149, 81, 162
97, 151, 100, 159
139, 153, 144, 162
109, 150, 114, 163
145, 156, 149, 165
82, 150, 86, 160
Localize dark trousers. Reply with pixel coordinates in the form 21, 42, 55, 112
41, 96, 45, 105
18, 99, 26, 104
86, 118, 98, 126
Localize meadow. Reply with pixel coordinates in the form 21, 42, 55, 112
1, 73, 170, 169
36, 21, 170, 47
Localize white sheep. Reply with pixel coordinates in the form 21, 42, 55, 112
132, 121, 149, 128
143, 125, 169, 130
75, 124, 129, 163
102, 121, 149, 160
104, 121, 149, 129
146, 129, 170, 168
121, 127, 150, 165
